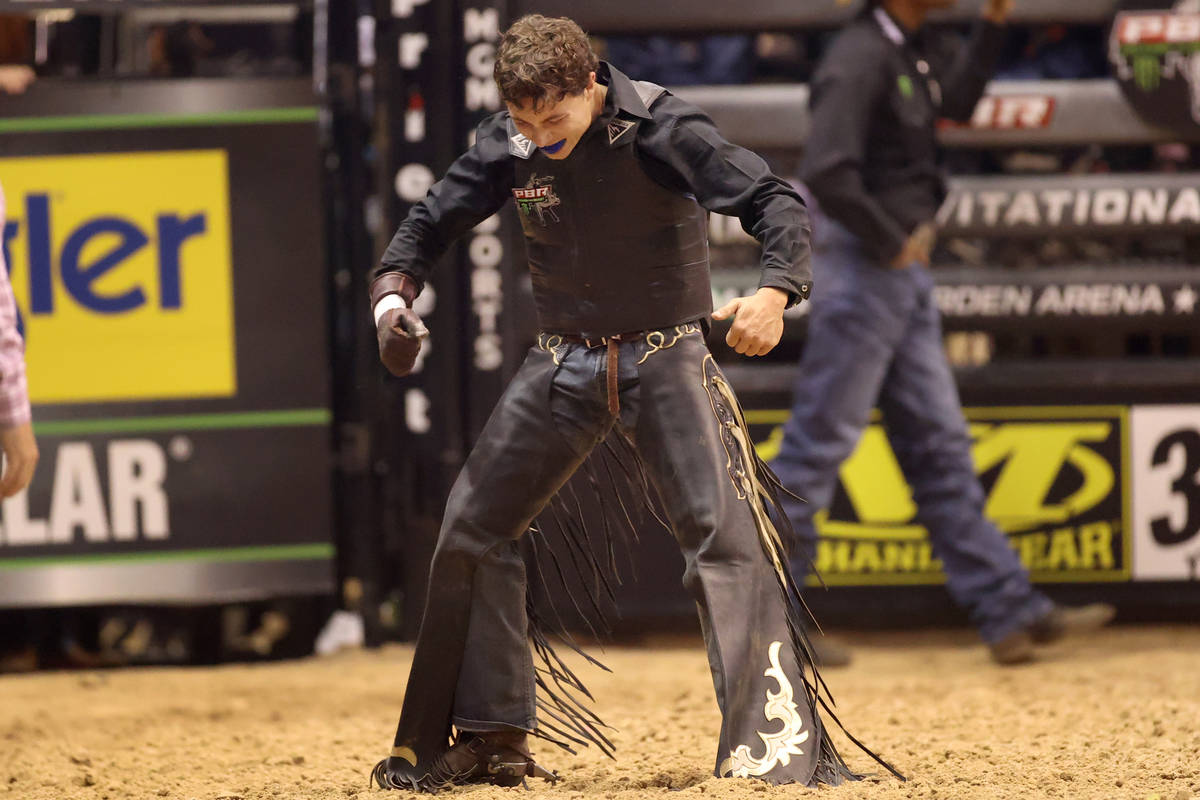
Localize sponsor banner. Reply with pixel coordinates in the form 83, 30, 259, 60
1111, 2, 1200, 134
1131, 405, 1200, 580
712, 174, 1200, 256
940, 94, 1056, 130
2, 149, 236, 402
936, 174, 1200, 235
0, 416, 331, 562
933, 274, 1198, 322
712, 267, 1198, 324
0, 90, 332, 605
2, 151, 236, 403
0, 101, 332, 413
748, 406, 1131, 586
459, 2, 513, 444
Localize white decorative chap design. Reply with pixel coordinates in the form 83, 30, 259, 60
719, 641, 809, 778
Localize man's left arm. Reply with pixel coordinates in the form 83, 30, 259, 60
0, 80, 39, 497
639, 95, 811, 356
0, 186, 37, 498
938, 0, 1013, 121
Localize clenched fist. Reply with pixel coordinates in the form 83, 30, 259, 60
370, 271, 426, 377
711, 286, 790, 357
376, 307, 428, 377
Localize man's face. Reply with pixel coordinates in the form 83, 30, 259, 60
506, 73, 599, 160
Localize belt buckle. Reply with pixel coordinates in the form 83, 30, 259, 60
584, 335, 608, 349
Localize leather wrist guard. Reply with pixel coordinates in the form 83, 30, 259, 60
370, 272, 420, 309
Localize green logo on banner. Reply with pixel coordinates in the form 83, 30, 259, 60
1134, 54, 1161, 91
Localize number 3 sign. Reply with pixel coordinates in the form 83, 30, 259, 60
1132, 406, 1200, 580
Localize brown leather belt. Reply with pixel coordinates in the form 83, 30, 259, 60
551, 331, 648, 416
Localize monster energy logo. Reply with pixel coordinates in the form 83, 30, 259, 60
511, 174, 561, 224
1122, 42, 1200, 90
1111, 8, 1200, 123
1135, 54, 1161, 90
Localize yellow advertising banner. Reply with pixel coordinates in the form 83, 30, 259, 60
751, 406, 1131, 586
1, 150, 236, 403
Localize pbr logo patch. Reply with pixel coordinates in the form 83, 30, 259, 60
512, 174, 561, 224
607, 117, 636, 146
1110, 0, 1200, 132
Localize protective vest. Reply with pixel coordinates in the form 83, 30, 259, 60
507, 84, 712, 337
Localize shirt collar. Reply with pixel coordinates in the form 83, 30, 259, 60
597, 61, 654, 120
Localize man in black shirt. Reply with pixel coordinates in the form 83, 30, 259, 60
772, 0, 1114, 665
368, 14, 891, 792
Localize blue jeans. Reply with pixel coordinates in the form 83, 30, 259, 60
771, 221, 1052, 643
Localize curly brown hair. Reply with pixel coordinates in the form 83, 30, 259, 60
494, 15, 599, 109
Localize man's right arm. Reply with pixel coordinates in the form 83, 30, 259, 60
799, 44, 910, 265
371, 113, 514, 312
370, 115, 513, 376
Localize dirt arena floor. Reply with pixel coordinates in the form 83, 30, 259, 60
1, 625, 1197, 800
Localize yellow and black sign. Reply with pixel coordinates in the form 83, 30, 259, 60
750, 406, 1131, 586
2, 150, 235, 403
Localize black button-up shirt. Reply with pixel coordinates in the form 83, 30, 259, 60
378, 62, 812, 305
800, 9, 1006, 263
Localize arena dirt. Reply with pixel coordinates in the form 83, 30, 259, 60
1, 625, 1197, 800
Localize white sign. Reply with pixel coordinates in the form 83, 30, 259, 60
934, 283, 1199, 318
937, 186, 1200, 229
1131, 405, 1200, 580
0, 439, 170, 547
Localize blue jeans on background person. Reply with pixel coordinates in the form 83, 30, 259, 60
771, 218, 1053, 644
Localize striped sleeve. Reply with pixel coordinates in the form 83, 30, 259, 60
0, 183, 31, 428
